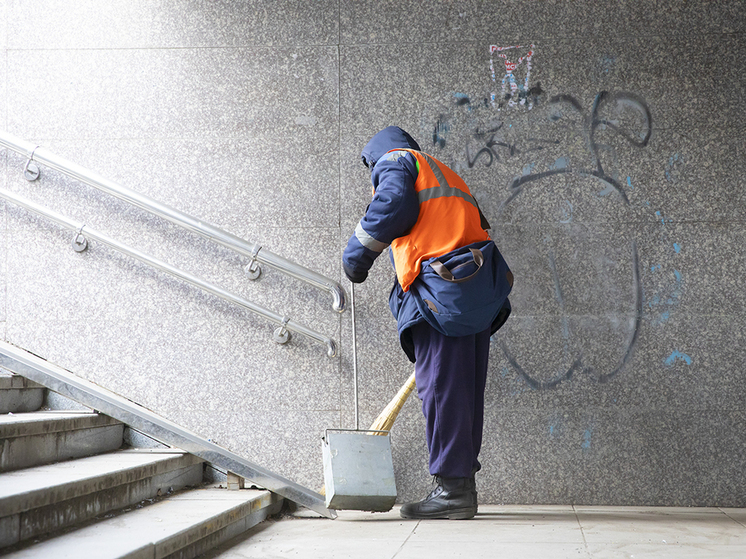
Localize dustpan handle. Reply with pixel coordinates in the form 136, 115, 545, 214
351, 282, 359, 430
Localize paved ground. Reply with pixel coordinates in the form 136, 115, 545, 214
201, 505, 746, 559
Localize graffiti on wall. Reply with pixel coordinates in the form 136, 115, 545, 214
489, 44, 536, 109
500, 91, 649, 389
419, 44, 682, 391
499, 90, 652, 212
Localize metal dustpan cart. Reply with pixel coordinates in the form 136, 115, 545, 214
322, 428, 397, 511
321, 284, 397, 512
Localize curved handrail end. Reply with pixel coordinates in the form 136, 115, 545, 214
330, 284, 347, 313
326, 339, 338, 359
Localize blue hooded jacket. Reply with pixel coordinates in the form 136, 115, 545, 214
343, 127, 510, 362
343, 126, 421, 281
343, 127, 426, 360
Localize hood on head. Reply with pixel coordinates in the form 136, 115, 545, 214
361, 126, 421, 170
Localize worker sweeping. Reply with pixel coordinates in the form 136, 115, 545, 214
343, 126, 513, 520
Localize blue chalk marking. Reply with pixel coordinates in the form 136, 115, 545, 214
665, 153, 682, 183
549, 425, 555, 436
649, 269, 683, 323
582, 429, 592, 450
651, 264, 661, 272
626, 176, 634, 189
550, 157, 569, 170
673, 243, 681, 253
665, 351, 692, 366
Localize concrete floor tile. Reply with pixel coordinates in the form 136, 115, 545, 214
410, 505, 585, 544
721, 508, 746, 528
249, 508, 415, 541
575, 507, 746, 545
209, 541, 404, 559
396, 541, 592, 559
586, 543, 746, 559
203, 507, 746, 559
204, 509, 413, 559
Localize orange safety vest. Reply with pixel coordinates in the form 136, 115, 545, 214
388, 149, 490, 291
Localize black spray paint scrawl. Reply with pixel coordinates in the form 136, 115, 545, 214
427, 84, 653, 390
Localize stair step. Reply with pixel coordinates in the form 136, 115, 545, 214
0, 373, 44, 414
2, 488, 284, 559
0, 411, 124, 472
0, 449, 204, 548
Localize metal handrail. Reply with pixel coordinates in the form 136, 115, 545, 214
0, 340, 336, 519
0, 130, 347, 313
0, 187, 337, 358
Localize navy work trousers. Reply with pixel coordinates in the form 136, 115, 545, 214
411, 321, 491, 479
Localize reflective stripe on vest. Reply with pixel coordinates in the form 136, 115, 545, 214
416, 152, 478, 208
389, 149, 490, 291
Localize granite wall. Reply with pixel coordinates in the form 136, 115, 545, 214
1, 1, 744, 506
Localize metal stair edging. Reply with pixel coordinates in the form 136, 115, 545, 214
0, 340, 337, 519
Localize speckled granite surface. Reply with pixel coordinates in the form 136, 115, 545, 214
1, 0, 744, 506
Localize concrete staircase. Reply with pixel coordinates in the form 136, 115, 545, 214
0, 371, 284, 558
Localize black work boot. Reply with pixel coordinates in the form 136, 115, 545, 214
400, 476, 477, 519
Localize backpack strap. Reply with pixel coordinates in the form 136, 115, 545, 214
429, 248, 484, 283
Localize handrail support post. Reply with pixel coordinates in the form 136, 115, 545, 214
273, 316, 291, 345
244, 242, 262, 280
23, 145, 41, 181
72, 224, 89, 252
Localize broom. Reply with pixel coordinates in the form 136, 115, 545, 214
368, 371, 416, 434
320, 371, 416, 496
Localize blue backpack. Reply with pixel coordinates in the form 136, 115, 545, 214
410, 240, 513, 337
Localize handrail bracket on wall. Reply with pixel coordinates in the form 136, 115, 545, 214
244, 242, 262, 280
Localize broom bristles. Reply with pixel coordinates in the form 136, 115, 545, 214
368, 372, 416, 434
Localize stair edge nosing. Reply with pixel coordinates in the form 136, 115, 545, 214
0, 451, 204, 516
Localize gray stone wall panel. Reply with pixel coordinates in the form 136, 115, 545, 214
7, 47, 339, 140
1, 1, 743, 506
340, 1, 744, 45
8, 0, 339, 49
479, 407, 746, 506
